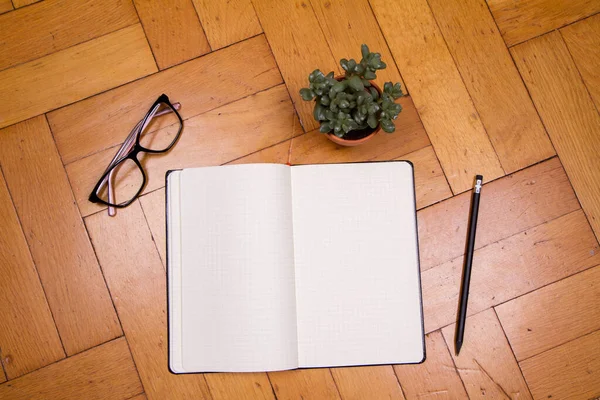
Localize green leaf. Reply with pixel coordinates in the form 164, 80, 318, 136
369, 86, 379, 100
347, 75, 364, 91
313, 103, 326, 121
380, 118, 395, 133
340, 58, 349, 71
320, 95, 330, 106
361, 44, 370, 59
384, 82, 392, 94
299, 88, 315, 101
367, 114, 378, 129
364, 70, 376, 80
339, 99, 350, 109
332, 81, 346, 92
319, 122, 332, 133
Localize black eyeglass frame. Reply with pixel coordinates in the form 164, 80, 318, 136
88, 94, 183, 208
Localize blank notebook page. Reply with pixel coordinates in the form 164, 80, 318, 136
291, 162, 424, 367
177, 165, 298, 372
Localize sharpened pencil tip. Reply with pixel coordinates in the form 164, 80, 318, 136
455, 340, 462, 356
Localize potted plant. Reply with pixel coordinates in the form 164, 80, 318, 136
299, 44, 404, 146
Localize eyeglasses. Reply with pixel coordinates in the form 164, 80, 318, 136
89, 94, 183, 216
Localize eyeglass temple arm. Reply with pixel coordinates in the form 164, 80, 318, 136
100, 102, 181, 215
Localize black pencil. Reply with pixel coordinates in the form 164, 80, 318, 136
455, 175, 483, 355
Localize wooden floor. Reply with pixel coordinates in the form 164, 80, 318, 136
0, 0, 599, 398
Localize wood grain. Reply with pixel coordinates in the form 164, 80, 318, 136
401, 146, 452, 209
331, 366, 405, 400
394, 331, 468, 399
0, 0, 138, 72
520, 330, 600, 399
228, 139, 292, 165
133, 0, 210, 69
310, 0, 405, 90
0, 116, 122, 356
429, 0, 554, 173
0, 170, 64, 379
204, 373, 275, 400
441, 309, 532, 399
0, 338, 143, 400
127, 395, 147, 400
192, 0, 262, 50
252, 0, 339, 132
0, 367, 5, 384
512, 32, 600, 241
48, 35, 281, 164
496, 265, 600, 361
268, 369, 340, 400
423, 210, 600, 333
0, 0, 12, 14
0, 24, 156, 129
67, 84, 300, 217
11, 0, 39, 7
487, 0, 600, 46
418, 157, 579, 271
139, 189, 167, 266
85, 202, 212, 399
370, 0, 504, 193
561, 14, 600, 113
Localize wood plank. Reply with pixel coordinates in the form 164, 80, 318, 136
418, 157, 579, 271
487, 0, 600, 46
561, 14, 600, 114
289, 96, 429, 164
394, 331, 468, 399
204, 373, 275, 400
370, 0, 504, 193
0, 116, 122, 356
48, 35, 281, 164
441, 309, 532, 399
428, 0, 554, 173
133, 0, 210, 69
0, 367, 5, 383
252, 0, 339, 132
0, 169, 64, 379
11, 0, 39, 7
310, 0, 405, 90
0, 0, 12, 14
85, 202, 212, 399
269, 369, 340, 400
128, 395, 147, 400
423, 210, 600, 333
0, 24, 156, 129
0, 0, 138, 72
520, 330, 600, 400
402, 146, 452, 209
192, 0, 262, 50
67, 84, 300, 217
512, 32, 600, 241
139, 189, 167, 266
331, 366, 405, 400
0, 338, 143, 400
228, 140, 292, 165
496, 265, 600, 361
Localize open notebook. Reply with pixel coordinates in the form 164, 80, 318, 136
166, 161, 425, 373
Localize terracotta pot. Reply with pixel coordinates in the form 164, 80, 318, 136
325, 77, 382, 147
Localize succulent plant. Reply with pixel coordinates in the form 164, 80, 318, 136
299, 44, 403, 137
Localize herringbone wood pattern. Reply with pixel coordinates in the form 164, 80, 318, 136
0, 1, 599, 399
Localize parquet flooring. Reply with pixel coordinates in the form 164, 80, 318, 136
0, 0, 598, 399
